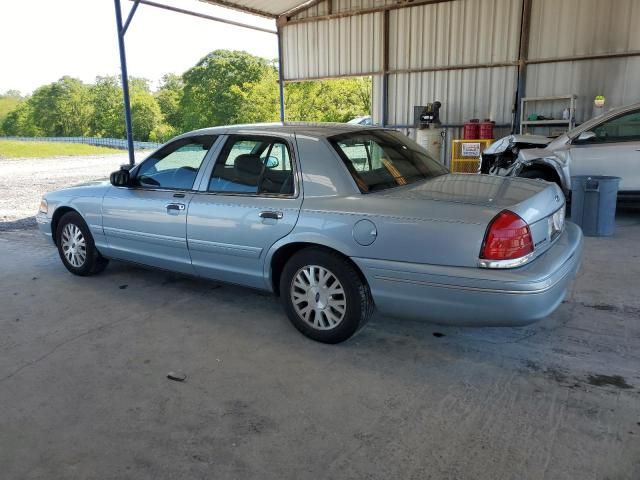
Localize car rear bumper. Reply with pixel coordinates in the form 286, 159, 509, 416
353, 222, 583, 326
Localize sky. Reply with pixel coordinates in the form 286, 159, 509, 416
0, 0, 279, 94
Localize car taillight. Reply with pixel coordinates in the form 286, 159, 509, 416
480, 210, 533, 265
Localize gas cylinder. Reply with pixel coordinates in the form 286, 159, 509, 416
479, 119, 494, 139
416, 124, 444, 162
463, 119, 480, 139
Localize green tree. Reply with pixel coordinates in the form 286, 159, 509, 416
233, 63, 280, 124
2, 101, 40, 136
285, 77, 371, 122
89, 76, 124, 138
29, 76, 93, 136
181, 50, 273, 129
0, 90, 23, 134
156, 73, 184, 130
89, 75, 162, 141
130, 86, 162, 141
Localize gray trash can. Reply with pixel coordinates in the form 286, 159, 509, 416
570, 175, 620, 236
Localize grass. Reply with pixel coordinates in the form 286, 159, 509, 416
0, 140, 122, 158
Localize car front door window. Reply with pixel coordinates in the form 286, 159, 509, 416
584, 111, 640, 144
136, 136, 216, 190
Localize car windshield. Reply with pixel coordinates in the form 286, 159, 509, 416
329, 130, 448, 193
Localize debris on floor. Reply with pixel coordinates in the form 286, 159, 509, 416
167, 371, 187, 382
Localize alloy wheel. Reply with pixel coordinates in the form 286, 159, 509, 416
290, 265, 346, 330
61, 223, 87, 268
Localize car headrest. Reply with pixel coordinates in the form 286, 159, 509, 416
234, 154, 264, 176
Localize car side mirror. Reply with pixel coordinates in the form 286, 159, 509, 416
110, 167, 131, 187
265, 156, 279, 168
576, 131, 596, 142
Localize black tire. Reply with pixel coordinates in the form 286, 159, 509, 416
279, 247, 373, 344
55, 211, 109, 276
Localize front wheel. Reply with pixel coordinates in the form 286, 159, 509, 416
280, 248, 373, 344
56, 211, 109, 276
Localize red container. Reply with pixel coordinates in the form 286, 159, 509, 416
479, 119, 494, 139
463, 119, 480, 139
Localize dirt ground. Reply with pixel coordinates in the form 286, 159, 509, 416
0, 153, 138, 230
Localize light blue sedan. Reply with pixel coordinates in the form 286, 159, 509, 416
37, 124, 583, 343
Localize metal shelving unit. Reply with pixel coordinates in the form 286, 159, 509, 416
520, 95, 577, 134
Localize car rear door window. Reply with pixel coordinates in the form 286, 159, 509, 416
136, 135, 216, 190
330, 130, 448, 193
208, 136, 295, 195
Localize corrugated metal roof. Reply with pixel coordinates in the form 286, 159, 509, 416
201, 0, 316, 18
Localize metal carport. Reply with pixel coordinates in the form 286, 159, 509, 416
115, 0, 640, 165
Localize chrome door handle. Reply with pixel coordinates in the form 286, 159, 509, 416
259, 211, 283, 220
166, 203, 185, 211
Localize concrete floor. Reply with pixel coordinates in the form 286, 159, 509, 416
1, 211, 640, 480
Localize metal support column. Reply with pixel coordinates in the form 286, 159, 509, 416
514, 0, 532, 134
381, 9, 390, 127
114, 0, 138, 166
276, 19, 287, 122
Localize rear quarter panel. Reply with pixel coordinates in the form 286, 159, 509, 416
278, 195, 493, 268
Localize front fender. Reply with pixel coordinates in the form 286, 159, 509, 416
510, 154, 570, 193
45, 187, 110, 249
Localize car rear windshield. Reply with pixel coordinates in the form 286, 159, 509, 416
329, 130, 448, 193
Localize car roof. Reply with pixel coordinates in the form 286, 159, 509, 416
178, 122, 387, 140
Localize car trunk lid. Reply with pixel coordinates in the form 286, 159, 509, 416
373, 173, 566, 258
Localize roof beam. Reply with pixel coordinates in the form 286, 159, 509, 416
135, 0, 277, 33
282, 0, 457, 25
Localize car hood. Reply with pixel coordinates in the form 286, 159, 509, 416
374, 173, 550, 209
483, 134, 551, 155
57, 179, 111, 191
518, 147, 556, 162
44, 179, 111, 203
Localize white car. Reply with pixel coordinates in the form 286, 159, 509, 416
486, 103, 640, 201
347, 116, 373, 126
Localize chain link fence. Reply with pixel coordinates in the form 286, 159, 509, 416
1, 136, 161, 151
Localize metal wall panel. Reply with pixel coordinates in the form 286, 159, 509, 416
526, 57, 640, 123
291, 1, 328, 20
331, 0, 396, 13
282, 0, 639, 145
387, 66, 518, 126
282, 12, 383, 80
390, 0, 522, 70
371, 74, 384, 125
529, 0, 640, 60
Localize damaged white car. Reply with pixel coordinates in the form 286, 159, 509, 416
483, 103, 640, 201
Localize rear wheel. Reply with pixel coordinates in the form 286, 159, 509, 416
56, 211, 109, 276
280, 248, 373, 344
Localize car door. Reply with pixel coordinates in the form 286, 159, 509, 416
102, 135, 218, 274
187, 133, 302, 289
569, 109, 640, 192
